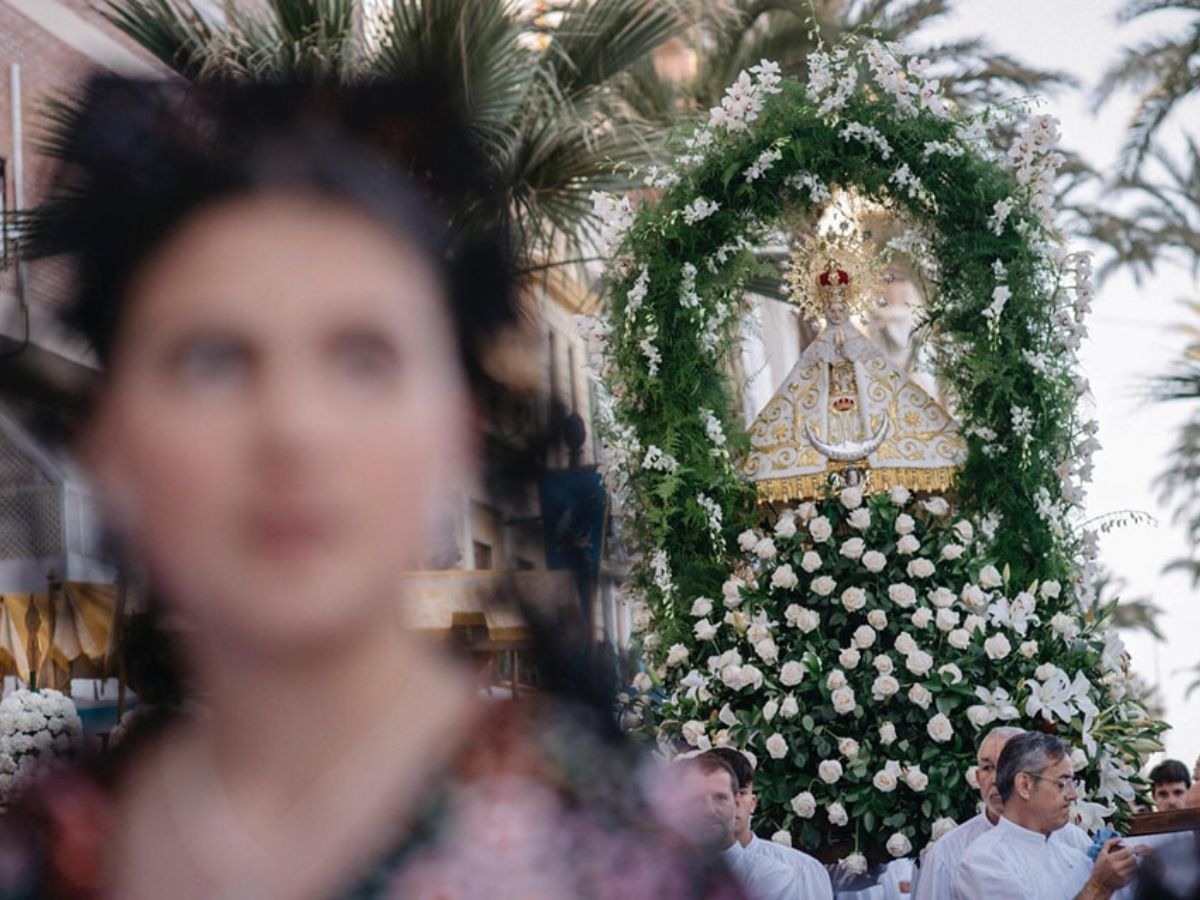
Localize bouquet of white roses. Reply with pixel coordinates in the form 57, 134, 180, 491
625, 483, 1162, 863
0, 688, 83, 803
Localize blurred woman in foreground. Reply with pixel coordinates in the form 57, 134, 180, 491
0, 76, 736, 900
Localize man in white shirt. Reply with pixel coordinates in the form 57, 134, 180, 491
914, 725, 1025, 900
673, 754, 800, 900
953, 732, 1145, 900
708, 747, 833, 899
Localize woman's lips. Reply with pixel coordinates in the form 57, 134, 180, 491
242, 508, 338, 559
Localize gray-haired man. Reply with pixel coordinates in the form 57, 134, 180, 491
953, 732, 1146, 900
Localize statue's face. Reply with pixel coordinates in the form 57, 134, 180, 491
826, 300, 849, 325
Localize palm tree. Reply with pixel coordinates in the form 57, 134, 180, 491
1095, 0, 1200, 177
24, 0, 686, 278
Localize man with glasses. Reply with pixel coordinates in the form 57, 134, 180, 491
953, 732, 1146, 900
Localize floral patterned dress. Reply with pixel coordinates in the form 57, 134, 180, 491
0, 698, 742, 900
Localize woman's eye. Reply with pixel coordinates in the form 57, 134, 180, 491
333, 332, 400, 382
167, 336, 250, 387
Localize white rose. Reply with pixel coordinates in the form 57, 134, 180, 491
841, 587, 867, 612
738, 529, 759, 552
827, 801, 849, 827
666, 644, 690, 667
839, 647, 862, 669
800, 550, 822, 573
780, 661, 806, 686
840, 486, 864, 509
1040, 579, 1062, 600
874, 653, 894, 674
887, 832, 913, 858
791, 791, 817, 817
797, 502, 818, 520
891, 485, 911, 505
888, 583, 917, 608
771, 830, 793, 847
754, 538, 777, 560
879, 721, 898, 745
938, 663, 963, 684
826, 668, 847, 690
780, 695, 800, 718
960, 584, 986, 610
770, 564, 799, 591
839, 738, 860, 759
953, 520, 975, 543
797, 608, 821, 632
840, 851, 867, 874
818, 759, 844, 784
964, 614, 986, 634
928, 587, 956, 608
633, 672, 653, 693
874, 769, 899, 792
872, 675, 901, 699
907, 558, 936, 579
840, 537, 866, 560
931, 817, 958, 841
812, 576, 836, 597
897, 534, 921, 555
979, 565, 1003, 589
853, 625, 877, 649
895, 513, 916, 535
724, 609, 748, 632
867, 609, 888, 630
722, 578, 744, 608
966, 765, 979, 789
740, 664, 764, 691
906, 649, 934, 677
909, 683, 933, 709
765, 733, 788, 759
905, 766, 929, 791
862, 550, 888, 573
748, 620, 770, 644
1019, 640, 1039, 658
831, 685, 857, 714
984, 633, 1012, 660
690, 596, 714, 617
775, 514, 798, 538
894, 632, 918, 655
941, 543, 965, 561
848, 508, 872, 531
936, 608, 961, 632
1035, 662, 1059, 681
966, 704, 993, 729
681, 720, 707, 747
928, 713, 954, 742
923, 497, 950, 516
642, 632, 661, 652
691, 619, 715, 643
911, 607, 933, 629
755, 638, 779, 664
809, 516, 833, 543
763, 699, 779, 722
948, 628, 971, 650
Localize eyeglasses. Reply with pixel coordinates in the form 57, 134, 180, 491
1023, 772, 1082, 795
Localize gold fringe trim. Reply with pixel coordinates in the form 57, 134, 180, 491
755, 465, 960, 503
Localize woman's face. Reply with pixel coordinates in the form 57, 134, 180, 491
85, 193, 473, 651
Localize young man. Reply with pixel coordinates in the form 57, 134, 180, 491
706, 748, 833, 899
1148, 759, 1192, 811
674, 754, 800, 900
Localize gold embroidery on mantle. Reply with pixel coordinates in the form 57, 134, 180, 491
755, 465, 960, 504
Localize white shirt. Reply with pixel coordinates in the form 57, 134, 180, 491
953, 815, 1093, 900
915, 813, 994, 900
722, 839, 801, 900
746, 834, 832, 899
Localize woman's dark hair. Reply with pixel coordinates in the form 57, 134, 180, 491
37, 74, 516, 392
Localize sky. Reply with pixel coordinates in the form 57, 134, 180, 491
921, 0, 1200, 765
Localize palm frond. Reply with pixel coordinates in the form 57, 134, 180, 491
98, 0, 216, 76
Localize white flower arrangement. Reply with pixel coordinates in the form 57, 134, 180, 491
0, 689, 82, 803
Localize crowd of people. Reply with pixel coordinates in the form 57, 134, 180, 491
665, 731, 1200, 900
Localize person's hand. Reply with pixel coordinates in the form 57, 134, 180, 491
1088, 840, 1141, 890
